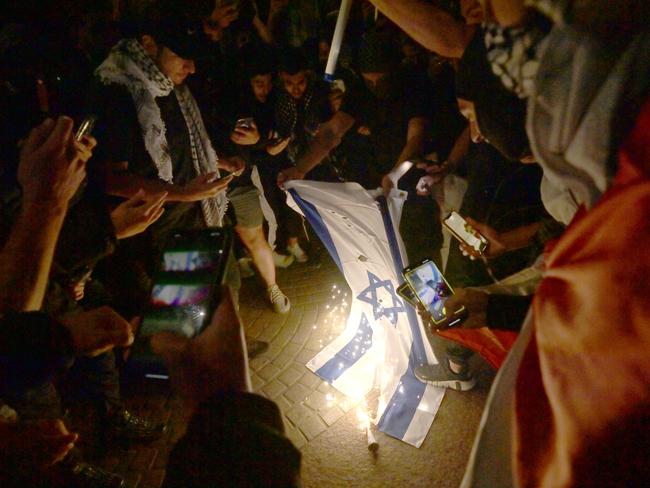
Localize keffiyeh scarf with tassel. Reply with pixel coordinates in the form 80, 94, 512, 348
96, 39, 227, 227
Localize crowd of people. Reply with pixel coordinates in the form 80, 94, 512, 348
0, 0, 648, 486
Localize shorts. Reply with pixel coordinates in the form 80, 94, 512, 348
227, 185, 264, 229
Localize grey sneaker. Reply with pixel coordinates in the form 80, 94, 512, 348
414, 362, 476, 391
268, 284, 291, 313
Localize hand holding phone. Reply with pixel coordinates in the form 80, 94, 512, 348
443, 212, 490, 258
402, 259, 466, 329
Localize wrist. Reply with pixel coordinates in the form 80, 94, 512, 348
21, 199, 69, 218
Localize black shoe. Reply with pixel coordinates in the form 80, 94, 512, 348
106, 409, 166, 443
246, 339, 269, 359
69, 462, 126, 488
414, 361, 476, 391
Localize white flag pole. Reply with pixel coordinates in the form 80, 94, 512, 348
324, 0, 353, 82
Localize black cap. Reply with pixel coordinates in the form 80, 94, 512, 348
152, 16, 203, 60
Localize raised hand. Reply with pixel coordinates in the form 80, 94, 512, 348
18, 116, 94, 208
111, 189, 167, 239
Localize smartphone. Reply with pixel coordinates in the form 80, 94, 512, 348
396, 282, 418, 308
443, 211, 489, 256
74, 115, 97, 141
235, 117, 255, 130
402, 258, 465, 328
138, 228, 233, 339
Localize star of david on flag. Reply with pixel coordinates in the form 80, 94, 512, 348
357, 271, 405, 325
286, 181, 445, 448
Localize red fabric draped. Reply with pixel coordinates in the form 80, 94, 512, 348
437, 328, 518, 369
514, 97, 650, 487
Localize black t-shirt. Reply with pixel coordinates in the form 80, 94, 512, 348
340, 66, 438, 177
457, 30, 530, 161
90, 82, 205, 246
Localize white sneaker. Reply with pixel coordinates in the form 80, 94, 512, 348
272, 251, 295, 268
268, 284, 291, 314
287, 242, 308, 263
238, 257, 255, 278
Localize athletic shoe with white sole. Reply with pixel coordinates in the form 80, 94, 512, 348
268, 284, 291, 314
414, 362, 476, 391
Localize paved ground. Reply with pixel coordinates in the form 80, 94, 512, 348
83, 252, 495, 487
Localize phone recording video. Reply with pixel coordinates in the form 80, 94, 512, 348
403, 259, 465, 327
442, 211, 488, 255
138, 228, 232, 339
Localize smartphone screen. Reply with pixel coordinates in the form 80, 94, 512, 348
163, 250, 223, 272
403, 260, 461, 324
138, 228, 232, 339
443, 211, 488, 255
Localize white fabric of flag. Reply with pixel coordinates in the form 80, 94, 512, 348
285, 181, 445, 447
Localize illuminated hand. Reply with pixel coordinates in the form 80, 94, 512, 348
266, 136, 290, 156
230, 121, 261, 146
218, 156, 246, 176
459, 218, 505, 260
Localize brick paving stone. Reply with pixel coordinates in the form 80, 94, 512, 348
284, 424, 307, 450
298, 372, 321, 389
250, 372, 265, 391
278, 367, 302, 386
274, 322, 297, 347
245, 319, 264, 339
258, 363, 281, 382
295, 348, 318, 364
257, 320, 284, 342
283, 382, 311, 404
298, 412, 327, 441
261, 379, 287, 400
320, 405, 345, 426
272, 353, 293, 370
290, 322, 312, 345
282, 342, 302, 358
317, 381, 334, 394
304, 391, 328, 411
275, 395, 293, 413
285, 403, 311, 426
248, 356, 269, 372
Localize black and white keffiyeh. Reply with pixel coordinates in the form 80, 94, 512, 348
96, 39, 227, 227
484, 23, 546, 99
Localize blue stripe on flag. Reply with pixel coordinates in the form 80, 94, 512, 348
287, 189, 343, 272
315, 313, 373, 382
375, 196, 428, 440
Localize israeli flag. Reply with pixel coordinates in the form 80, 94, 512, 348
286, 181, 445, 447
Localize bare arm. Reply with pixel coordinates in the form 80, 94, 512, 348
368, 0, 475, 57
0, 203, 68, 312
391, 117, 432, 177
102, 162, 232, 203
295, 111, 356, 176
446, 125, 472, 172
0, 117, 89, 312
